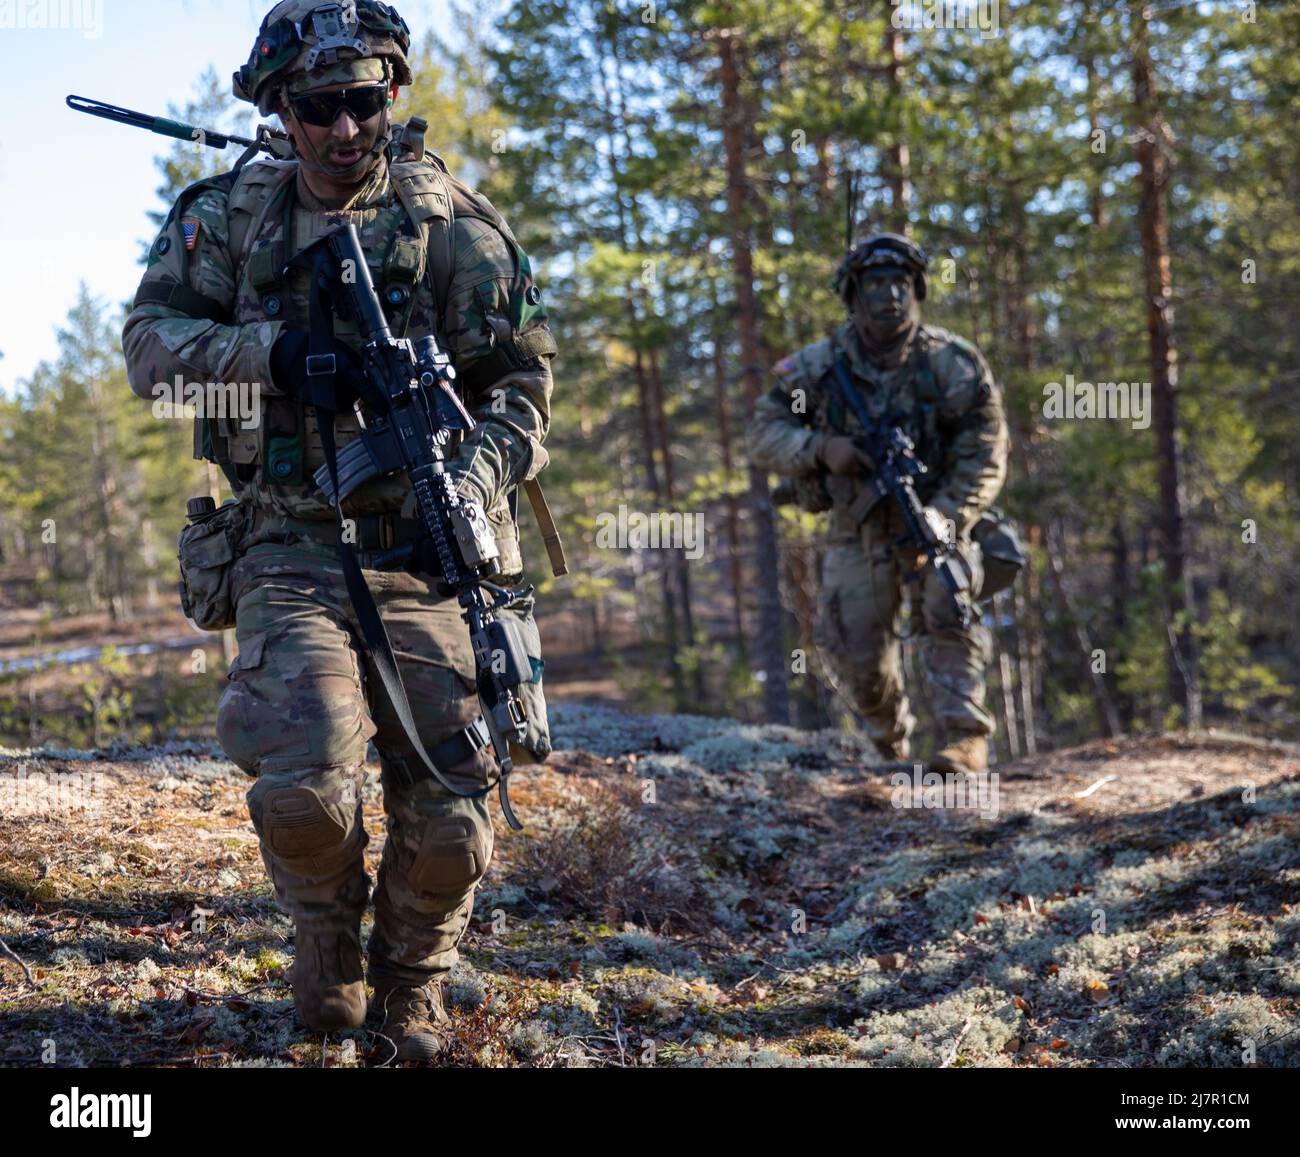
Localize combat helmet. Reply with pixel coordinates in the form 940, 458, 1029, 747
233, 0, 413, 117
834, 232, 929, 303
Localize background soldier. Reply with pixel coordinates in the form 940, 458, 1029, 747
750, 234, 1009, 774
121, 0, 559, 1059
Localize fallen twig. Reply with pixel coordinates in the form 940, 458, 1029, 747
0, 936, 36, 986
1074, 775, 1118, 799
612, 1003, 627, 1068
182, 981, 276, 1005
941, 1017, 973, 1068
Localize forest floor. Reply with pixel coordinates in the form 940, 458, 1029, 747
1, 706, 1298, 1068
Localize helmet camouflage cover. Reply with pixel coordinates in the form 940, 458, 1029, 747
233, 0, 413, 115
834, 232, 930, 302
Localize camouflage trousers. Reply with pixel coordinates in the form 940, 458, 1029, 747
816, 525, 995, 748
215, 524, 497, 985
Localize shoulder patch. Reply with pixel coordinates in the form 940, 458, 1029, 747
171, 171, 236, 230
771, 338, 834, 398
176, 187, 231, 249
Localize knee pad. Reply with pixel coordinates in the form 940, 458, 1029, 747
248, 771, 364, 872
409, 810, 492, 896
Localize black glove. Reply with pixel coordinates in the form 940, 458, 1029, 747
270, 329, 365, 411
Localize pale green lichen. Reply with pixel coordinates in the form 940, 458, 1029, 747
507, 1018, 558, 1060
1154, 995, 1296, 1066
850, 986, 1023, 1067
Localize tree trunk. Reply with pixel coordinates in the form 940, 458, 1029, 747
636, 346, 682, 700
1013, 583, 1038, 755
1047, 521, 1122, 737
1110, 514, 1133, 727
709, 277, 747, 655
596, 24, 682, 700
1130, 1, 1200, 726
87, 371, 127, 621
882, 20, 913, 234
1082, 0, 1107, 229
1006, 221, 1046, 747
648, 345, 705, 706
718, 22, 790, 724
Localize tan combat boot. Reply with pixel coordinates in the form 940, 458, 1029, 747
289, 923, 367, 1032
930, 733, 989, 775
371, 978, 451, 1062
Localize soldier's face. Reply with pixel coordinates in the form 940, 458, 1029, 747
850, 267, 915, 341
276, 79, 398, 178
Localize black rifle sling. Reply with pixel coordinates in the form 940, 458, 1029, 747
829, 357, 886, 470
304, 254, 497, 803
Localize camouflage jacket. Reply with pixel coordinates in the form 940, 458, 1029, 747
750, 320, 1008, 541
121, 127, 556, 579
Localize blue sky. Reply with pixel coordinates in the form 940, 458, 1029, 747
0, 0, 453, 395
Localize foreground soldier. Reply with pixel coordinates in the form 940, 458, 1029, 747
122, 0, 559, 1058
751, 234, 1009, 774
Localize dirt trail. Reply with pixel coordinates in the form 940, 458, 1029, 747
2, 709, 1297, 1067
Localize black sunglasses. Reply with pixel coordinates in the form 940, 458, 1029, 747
288, 84, 389, 128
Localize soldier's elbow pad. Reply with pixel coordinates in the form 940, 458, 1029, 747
121, 331, 165, 402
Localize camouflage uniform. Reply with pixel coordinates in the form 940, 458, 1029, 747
750, 318, 1008, 751
121, 9, 556, 1000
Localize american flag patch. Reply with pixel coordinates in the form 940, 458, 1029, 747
181, 218, 201, 251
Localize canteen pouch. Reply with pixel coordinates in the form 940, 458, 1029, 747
971, 507, 1025, 601
495, 592, 551, 765
177, 500, 249, 630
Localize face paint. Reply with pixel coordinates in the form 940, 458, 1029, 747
851, 267, 916, 344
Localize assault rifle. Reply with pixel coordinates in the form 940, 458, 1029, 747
828, 359, 973, 628
292, 223, 533, 830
